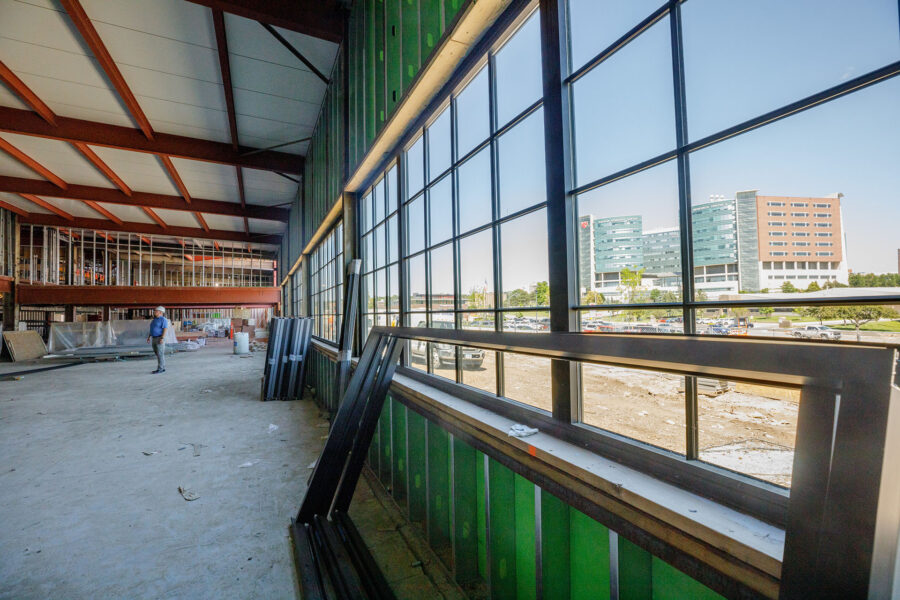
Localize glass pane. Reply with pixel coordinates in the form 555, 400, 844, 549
407, 253, 426, 312
501, 312, 551, 333
387, 164, 398, 213
376, 268, 387, 313
689, 77, 900, 300
362, 272, 373, 314
361, 232, 373, 273
459, 229, 495, 310
428, 313, 457, 381
374, 177, 385, 224
388, 264, 400, 311
407, 135, 425, 198
458, 147, 493, 234
428, 106, 452, 181
429, 243, 455, 312
497, 109, 546, 218
374, 223, 385, 269
406, 194, 425, 255
581, 308, 683, 334
386, 214, 399, 264
501, 209, 549, 308
502, 352, 551, 412
461, 313, 496, 395
699, 380, 798, 487
683, 0, 900, 141
576, 162, 681, 305
360, 192, 372, 232
495, 11, 543, 127
567, 0, 664, 73
428, 175, 454, 246
572, 18, 675, 186
582, 364, 686, 454
455, 66, 490, 157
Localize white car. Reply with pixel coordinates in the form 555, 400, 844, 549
791, 325, 841, 340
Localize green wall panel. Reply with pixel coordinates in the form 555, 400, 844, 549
443, 0, 462, 30
427, 421, 452, 567
452, 437, 480, 584
365, 0, 376, 146
369, 419, 380, 472
514, 474, 537, 600
374, 0, 386, 131
385, 0, 403, 116
540, 490, 572, 600
619, 536, 653, 600
420, 0, 441, 63
651, 557, 725, 600
570, 509, 611, 600
488, 459, 517, 598
379, 398, 392, 487
476, 452, 487, 579
407, 408, 427, 524
401, 0, 420, 92
391, 398, 407, 507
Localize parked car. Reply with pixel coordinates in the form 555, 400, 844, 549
410, 320, 485, 368
791, 325, 841, 340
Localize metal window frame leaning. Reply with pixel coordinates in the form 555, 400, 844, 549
380, 325, 899, 599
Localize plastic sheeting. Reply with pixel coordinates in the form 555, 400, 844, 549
48, 320, 177, 353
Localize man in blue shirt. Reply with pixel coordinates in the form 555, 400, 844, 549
146, 306, 171, 374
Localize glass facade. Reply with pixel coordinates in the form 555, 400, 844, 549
309, 223, 344, 343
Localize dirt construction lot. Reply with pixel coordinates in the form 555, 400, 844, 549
414, 350, 797, 488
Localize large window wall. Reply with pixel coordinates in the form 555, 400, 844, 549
309, 222, 344, 343
359, 164, 400, 340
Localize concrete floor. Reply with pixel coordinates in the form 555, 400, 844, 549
0, 346, 327, 599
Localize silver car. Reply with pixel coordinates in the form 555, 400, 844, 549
792, 325, 841, 340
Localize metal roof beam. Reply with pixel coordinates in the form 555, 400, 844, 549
186, 0, 344, 43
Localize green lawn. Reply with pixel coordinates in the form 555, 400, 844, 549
831, 320, 900, 332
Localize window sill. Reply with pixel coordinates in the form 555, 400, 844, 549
386, 368, 784, 598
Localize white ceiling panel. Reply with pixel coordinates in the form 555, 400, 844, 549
0, 133, 115, 188
232, 87, 320, 126
96, 203, 155, 224
201, 213, 244, 232
0, 191, 49, 213
248, 218, 287, 234
132, 94, 230, 143
38, 196, 101, 218
0, 85, 30, 111
149, 208, 199, 229
228, 52, 326, 105
0, 150, 43, 180
168, 157, 240, 203
80, 0, 216, 48
0, 3, 132, 126
234, 114, 313, 156
242, 168, 298, 206
87, 147, 180, 196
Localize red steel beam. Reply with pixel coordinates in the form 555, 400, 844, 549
0, 107, 302, 173
142, 207, 168, 229
72, 142, 132, 195
194, 212, 210, 232
159, 155, 191, 204
19, 212, 280, 244
83, 200, 123, 224
19, 194, 74, 221
211, 13, 251, 237
59, 0, 155, 140
17, 284, 280, 307
0, 199, 28, 217
0, 60, 57, 126
186, 0, 343, 43
0, 176, 288, 221
0, 136, 67, 189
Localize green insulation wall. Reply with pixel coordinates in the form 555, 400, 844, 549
298, 0, 469, 254
365, 392, 727, 600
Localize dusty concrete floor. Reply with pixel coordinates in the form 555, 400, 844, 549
0, 346, 326, 600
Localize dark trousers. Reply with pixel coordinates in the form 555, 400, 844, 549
151, 336, 166, 371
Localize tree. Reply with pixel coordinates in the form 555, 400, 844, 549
582, 290, 605, 305
619, 267, 645, 304
506, 288, 532, 307
465, 286, 486, 309
758, 306, 775, 318
781, 281, 799, 293
806, 281, 821, 292
796, 305, 838, 324
534, 281, 550, 306
834, 305, 899, 342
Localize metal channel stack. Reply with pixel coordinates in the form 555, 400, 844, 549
289, 330, 403, 599
261, 317, 313, 401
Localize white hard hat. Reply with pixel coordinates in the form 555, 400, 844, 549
155, 306, 166, 313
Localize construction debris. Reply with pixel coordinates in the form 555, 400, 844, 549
178, 486, 199, 501
2, 331, 48, 361
508, 424, 539, 438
